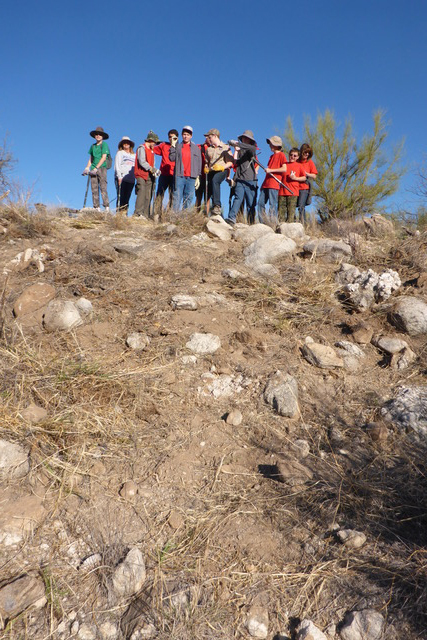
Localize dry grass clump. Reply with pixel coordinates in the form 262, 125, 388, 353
0, 203, 56, 238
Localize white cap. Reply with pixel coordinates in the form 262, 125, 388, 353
182, 125, 193, 134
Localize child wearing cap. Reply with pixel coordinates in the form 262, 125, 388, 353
134, 131, 159, 218
258, 136, 287, 221
82, 126, 111, 211
278, 148, 307, 223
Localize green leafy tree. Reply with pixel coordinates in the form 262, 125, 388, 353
283, 110, 405, 221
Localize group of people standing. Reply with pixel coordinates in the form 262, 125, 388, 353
83, 125, 317, 225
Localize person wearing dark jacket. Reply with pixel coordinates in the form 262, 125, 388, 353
169, 126, 202, 211
226, 130, 258, 225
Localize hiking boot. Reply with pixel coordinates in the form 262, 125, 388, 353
211, 205, 222, 216
225, 218, 235, 227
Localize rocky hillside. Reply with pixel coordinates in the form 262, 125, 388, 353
1, 206, 427, 640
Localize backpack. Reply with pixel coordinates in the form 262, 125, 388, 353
106, 153, 112, 170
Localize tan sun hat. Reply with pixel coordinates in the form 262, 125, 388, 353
267, 135, 283, 148
118, 136, 135, 149
204, 128, 220, 138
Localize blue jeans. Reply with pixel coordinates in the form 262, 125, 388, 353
228, 180, 258, 223
173, 176, 196, 210
297, 189, 310, 223
208, 170, 227, 208
258, 187, 279, 221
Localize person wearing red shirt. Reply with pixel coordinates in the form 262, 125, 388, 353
153, 129, 178, 219
169, 126, 202, 211
258, 136, 287, 221
278, 148, 307, 222
298, 143, 318, 223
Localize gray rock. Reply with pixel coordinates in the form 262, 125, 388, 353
233, 223, 274, 246
186, 332, 221, 355
304, 239, 352, 261
363, 213, 394, 235
247, 606, 269, 639
292, 439, 310, 459
337, 529, 367, 549
0, 440, 29, 478
126, 332, 150, 351
77, 623, 97, 640
391, 347, 416, 370
335, 341, 365, 357
113, 240, 156, 256
336, 263, 361, 285
75, 297, 93, 317
302, 339, 344, 369
244, 233, 296, 265
222, 268, 244, 280
42, 300, 83, 332
205, 215, 232, 241
99, 621, 119, 639
171, 294, 198, 310
276, 455, 313, 486
371, 335, 408, 354
276, 222, 306, 240
339, 609, 384, 640
297, 619, 327, 640
112, 547, 146, 598
226, 408, 243, 426
388, 296, 427, 335
381, 386, 427, 439
0, 493, 46, 545
0, 574, 46, 627
264, 370, 299, 418
20, 403, 48, 423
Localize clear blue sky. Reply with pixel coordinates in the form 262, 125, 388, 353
1, 0, 425, 213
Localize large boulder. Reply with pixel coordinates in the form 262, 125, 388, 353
388, 296, 427, 335
233, 223, 274, 246
205, 215, 232, 241
276, 222, 306, 240
244, 233, 296, 268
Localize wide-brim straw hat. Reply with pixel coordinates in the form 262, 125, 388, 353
90, 126, 109, 140
267, 135, 283, 148
238, 129, 256, 144
118, 136, 135, 149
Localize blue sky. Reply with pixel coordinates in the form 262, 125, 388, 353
1, 0, 425, 213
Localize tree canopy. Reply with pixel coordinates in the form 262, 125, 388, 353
283, 110, 405, 220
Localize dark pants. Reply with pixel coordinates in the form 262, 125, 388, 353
207, 170, 227, 208
195, 173, 207, 209
155, 174, 174, 214
297, 189, 310, 223
135, 176, 155, 217
90, 167, 109, 208
116, 179, 135, 213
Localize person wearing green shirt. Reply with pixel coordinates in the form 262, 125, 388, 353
83, 126, 110, 211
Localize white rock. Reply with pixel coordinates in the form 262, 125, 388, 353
181, 355, 197, 364
126, 333, 150, 351
337, 529, 367, 549
222, 268, 244, 279
112, 547, 146, 598
42, 300, 83, 332
0, 440, 29, 478
389, 296, 427, 335
79, 553, 102, 573
264, 370, 299, 418
381, 386, 427, 439
339, 609, 384, 640
205, 215, 232, 241
99, 621, 119, 640
335, 341, 365, 357
190, 231, 210, 244
75, 297, 93, 317
247, 606, 269, 639
342, 268, 401, 311
171, 294, 198, 310
186, 332, 221, 355
297, 619, 327, 640
200, 373, 245, 398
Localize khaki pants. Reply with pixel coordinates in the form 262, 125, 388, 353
135, 176, 155, 217
90, 167, 109, 208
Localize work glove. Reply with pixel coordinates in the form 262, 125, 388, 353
149, 166, 157, 175
212, 163, 223, 172
195, 176, 200, 190
82, 168, 89, 176
170, 136, 178, 147
89, 169, 98, 177
203, 165, 210, 174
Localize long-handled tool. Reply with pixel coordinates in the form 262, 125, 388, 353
83, 176, 90, 208
254, 158, 293, 194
